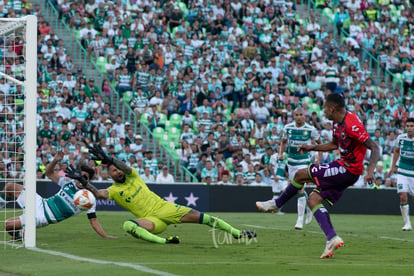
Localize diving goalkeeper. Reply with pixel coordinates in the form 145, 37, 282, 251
66, 144, 256, 244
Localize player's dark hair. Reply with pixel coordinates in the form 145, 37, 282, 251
407, 117, 414, 124
80, 165, 95, 179
326, 93, 345, 109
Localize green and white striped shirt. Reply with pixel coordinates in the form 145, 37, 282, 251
43, 177, 95, 224
396, 133, 414, 177
283, 122, 320, 166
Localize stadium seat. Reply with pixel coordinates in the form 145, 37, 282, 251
159, 134, 175, 150
178, 2, 187, 13
122, 91, 133, 104
311, 103, 321, 112
168, 127, 181, 147
302, 96, 313, 105
158, 113, 167, 125
382, 154, 391, 171
225, 157, 233, 172
169, 113, 182, 127
96, 56, 107, 73
140, 113, 150, 125
152, 127, 165, 140
164, 120, 172, 130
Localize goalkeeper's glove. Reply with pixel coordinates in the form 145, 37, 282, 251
86, 144, 113, 165
64, 165, 88, 187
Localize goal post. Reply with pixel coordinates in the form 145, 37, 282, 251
23, 15, 38, 249
0, 15, 37, 248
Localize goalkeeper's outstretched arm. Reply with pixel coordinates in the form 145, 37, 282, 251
110, 158, 132, 175
83, 182, 110, 200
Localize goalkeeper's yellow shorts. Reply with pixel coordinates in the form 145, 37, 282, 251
144, 201, 192, 234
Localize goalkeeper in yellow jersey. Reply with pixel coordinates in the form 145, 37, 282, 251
67, 144, 256, 244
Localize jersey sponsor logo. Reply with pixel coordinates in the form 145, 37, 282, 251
351, 125, 359, 132
125, 186, 142, 203
323, 166, 347, 177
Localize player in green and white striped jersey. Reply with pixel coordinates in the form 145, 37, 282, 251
279, 107, 322, 230
388, 118, 414, 231
0, 152, 115, 240
270, 152, 288, 199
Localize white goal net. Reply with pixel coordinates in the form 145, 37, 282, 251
0, 16, 37, 248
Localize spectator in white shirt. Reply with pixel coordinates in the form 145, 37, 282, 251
156, 166, 175, 184
141, 166, 156, 183
112, 115, 125, 138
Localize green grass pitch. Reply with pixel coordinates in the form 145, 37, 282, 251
1, 212, 414, 275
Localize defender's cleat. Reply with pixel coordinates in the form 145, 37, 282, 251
320, 236, 344, 259
294, 223, 303, 230
166, 236, 180, 244
11, 231, 23, 242
238, 230, 257, 239
402, 224, 412, 231
256, 200, 280, 213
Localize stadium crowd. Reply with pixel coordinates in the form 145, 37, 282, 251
0, 0, 413, 189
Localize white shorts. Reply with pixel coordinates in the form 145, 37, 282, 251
17, 190, 49, 228
288, 164, 308, 181
396, 174, 414, 196
271, 179, 288, 195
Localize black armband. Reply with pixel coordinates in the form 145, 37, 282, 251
87, 212, 97, 219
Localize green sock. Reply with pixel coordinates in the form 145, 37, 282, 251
201, 213, 241, 238
123, 220, 166, 244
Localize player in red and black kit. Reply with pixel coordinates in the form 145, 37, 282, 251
256, 93, 380, 258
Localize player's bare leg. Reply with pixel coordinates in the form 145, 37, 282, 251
0, 182, 24, 208
4, 217, 23, 241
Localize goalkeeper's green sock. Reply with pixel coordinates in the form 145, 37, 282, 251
200, 213, 241, 238
123, 220, 166, 244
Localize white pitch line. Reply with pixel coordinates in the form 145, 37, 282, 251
0, 240, 24, 248
379, 236, 414, 242
242, 224, 414, 242
29, 247, 179, 276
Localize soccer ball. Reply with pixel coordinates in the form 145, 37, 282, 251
73, 189, 96, 210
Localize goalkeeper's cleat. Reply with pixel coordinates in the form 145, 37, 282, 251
402, 223, 412, 231
320, 236, 344, 259
256, 200, 280, 213
123, 220, 141, 239
166, 236, 180, 244
237, 230, 257, 239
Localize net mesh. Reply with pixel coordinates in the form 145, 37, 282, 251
0, 19, 27, 249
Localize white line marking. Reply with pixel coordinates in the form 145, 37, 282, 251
0, 240, 24, 248
242, 224, 414, 242
379, 236, 414, 242
29, 247, 179, 276
135, 261, 414, 267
